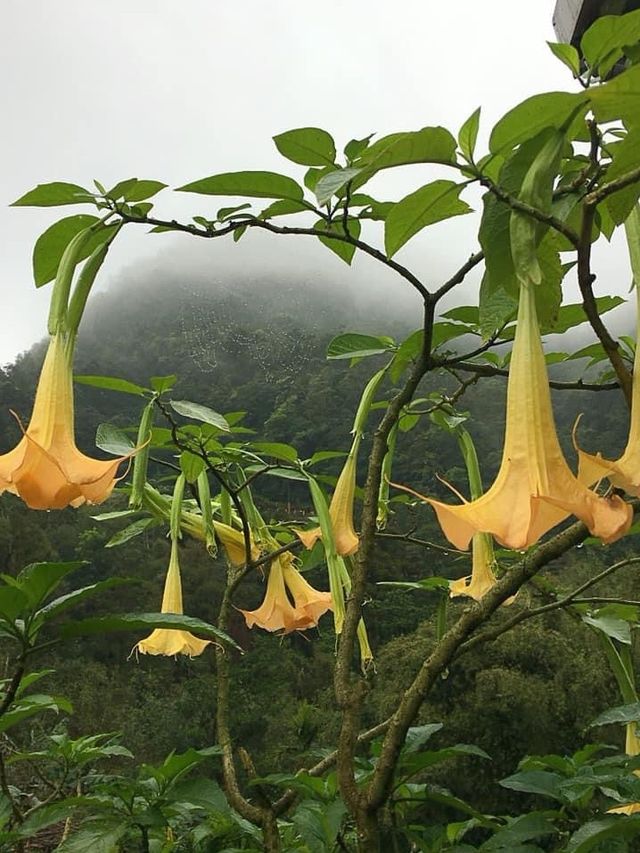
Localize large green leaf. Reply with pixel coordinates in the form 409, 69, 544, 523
0, 587, 29, 623
547, 296, 625, 334
95, 423, 134, 456
565, 817, 640, 853
483, 812, 557, 851
384, 180, 471, 257
547, 42, 581, 75
314, 217, 361, 265
105, 517, 160, 548
170, 399, 230, 431
327, 333, 395, 360
0, 694, 72, 734
604, 128, 640, 224
489, 91, 587, 153
34, 578, 134, 625
591, 702, 640, 727
74, 374, 149, 396
581, 9, 640, 73
177, 171, 304, 201
16, 561, 85, 610
11, 182, 95, 207
273, 127, 336, 167
458, 107, 481, 162
59, 613, 241, 650
314, 168, 362, 206
355, 126, 457, 177
107, 178, 166, 202
499, 770, 564, 801
590, 64, 640, 128
32, 215, 96, 287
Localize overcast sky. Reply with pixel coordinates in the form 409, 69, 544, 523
1, 1, 633, 365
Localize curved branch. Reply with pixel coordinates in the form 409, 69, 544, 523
450, 360, 620, 392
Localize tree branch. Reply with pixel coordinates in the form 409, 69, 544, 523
450, 360, 620, 391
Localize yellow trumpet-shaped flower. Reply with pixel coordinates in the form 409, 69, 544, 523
136, 540, 210, 657
450, 533, 498, 601
239, 553, 332, 633
576, 300, 640, 497
0, 333, 129, 510
296, 448, 359, 556
396, 282, 632, 550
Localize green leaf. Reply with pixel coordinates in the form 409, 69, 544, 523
590, 64, 640, 128
260, 199, 310, 219
581, 9, 640, 72
499, 770, 564, 800
105, 518, 160, 548
273, 127, 336, 166
314, 217, 361, 265
32, 214, 97, 287
12, 182, 95, 207
489, 91, 587, 153
591, 702, 640, 727
95, 423, 134, 456
565, 817, 640, 853
177, 171, 304, 201
604, 128, 640, 224
16, 561, 85, 609
344, 134, 374, 161
180, 451, 205, 483
107, 178, 166, 202
483, 812, 557, 851
0, 587, 29, 623
150, 374, 177, 393
34, 578, 134, 624
583, 614, 632, 644
59, 612, 241, 650
0, 694, 72, 734
170, 400, 230, 431
547, 42, 581, 75
327, 333, 395, 360
546, 296, 624, 333
56, 821, 128, 853
251, 442, 299, 462
314, 168, 362, 205
458, 107, 481, 162
384, 180, 471, 257
356, 126, 457, 173
74, 374, 149, 396
378, 577, 451, 592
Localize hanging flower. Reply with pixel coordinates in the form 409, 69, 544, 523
296, 448, 359, 556
576, 293, 640, 497
239, 554, 331, 633
281, 553, 332, 623
0, 333, 130, 509
181, 509, 260, 565
450, 533, 496, 601
136, 540, 210, 657
393, 282, 632, 550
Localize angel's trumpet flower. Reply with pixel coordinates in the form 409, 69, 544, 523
450, 532, 499, 601
135, 540, 211, 657
395, 282, 632, 550
296, 438, 360, 556
576, 208, 640, 496
239, 553, 331, 634
0, 333, 129, 509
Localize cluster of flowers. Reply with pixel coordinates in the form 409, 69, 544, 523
1, 267, 638, 654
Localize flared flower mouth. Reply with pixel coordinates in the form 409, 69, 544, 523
0, 333, 131, 510
392, 282, 632, 551
239, 553, 332, 634
135, 540, 210, 658
296, 450, 359, 556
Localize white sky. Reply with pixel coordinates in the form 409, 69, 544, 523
1, 1, 633, 365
